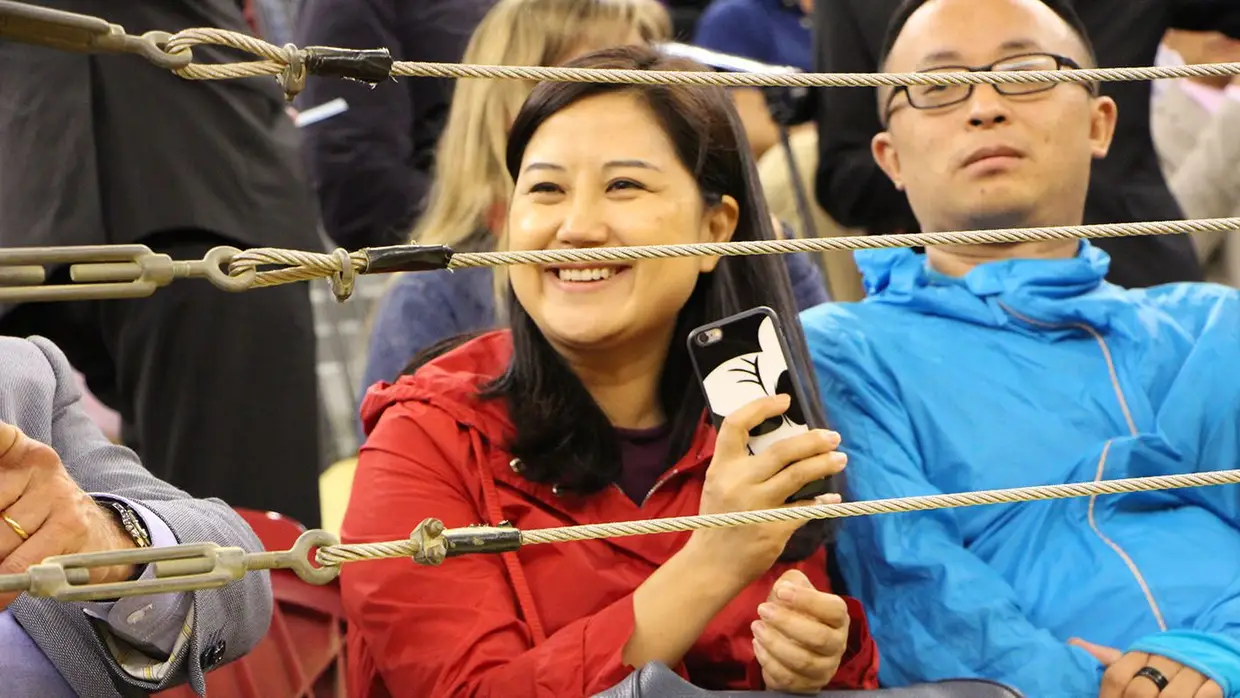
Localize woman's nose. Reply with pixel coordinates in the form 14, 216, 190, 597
555, 197, 610, 246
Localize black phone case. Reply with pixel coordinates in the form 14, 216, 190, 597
687, 306, 831, 502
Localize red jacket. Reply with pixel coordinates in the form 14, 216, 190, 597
341, 331, 880, 698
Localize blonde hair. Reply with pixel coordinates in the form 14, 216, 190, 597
410, 0, 672, 252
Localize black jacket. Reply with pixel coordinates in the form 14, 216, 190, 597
0, 0, 320, 253
293, 0, 497, 250
813, 0, 1240, 288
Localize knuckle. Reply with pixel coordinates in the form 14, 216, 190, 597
1101, 669, 1127, 692
720, 412, 743, 433
26, 440, 61, 470
765, 439, 798, 464
810, 626, 837, 653
824, 594, 850, 621
788, 653, 817, 676
1118, 678, 1149, 698
764, 666, 794, 690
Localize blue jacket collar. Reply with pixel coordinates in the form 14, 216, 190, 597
856, 241, 1131, 333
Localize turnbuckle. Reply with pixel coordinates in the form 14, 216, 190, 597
0, 245, 256, 302
0, 0, 191, 69
0, 529, 341, 602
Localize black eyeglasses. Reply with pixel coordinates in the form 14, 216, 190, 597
882, 53, 1098, 124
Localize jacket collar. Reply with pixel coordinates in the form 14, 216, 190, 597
856, 240, 1135, 335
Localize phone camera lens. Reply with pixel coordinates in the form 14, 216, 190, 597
695, 328, 723, 346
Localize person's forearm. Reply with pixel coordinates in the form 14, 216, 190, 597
623, 540, 746, 670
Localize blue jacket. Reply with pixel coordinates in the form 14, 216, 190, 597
801, 242, 1240, 696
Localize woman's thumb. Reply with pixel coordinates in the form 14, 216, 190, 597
1069, 637, 1123, 666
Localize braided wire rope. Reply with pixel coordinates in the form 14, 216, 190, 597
158, 27, 1240, 92
315, 470, 1240, 567
224, 217, 1240, 291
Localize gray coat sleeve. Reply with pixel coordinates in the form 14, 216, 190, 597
7, 336, 273, 697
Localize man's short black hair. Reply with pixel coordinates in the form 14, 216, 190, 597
878, 0, 1098, 69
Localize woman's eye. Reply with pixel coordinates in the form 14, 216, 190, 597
607, 179, 644, 192
528, 182, 562, 194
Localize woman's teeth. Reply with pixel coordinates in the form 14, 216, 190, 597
556, 267, 618, 282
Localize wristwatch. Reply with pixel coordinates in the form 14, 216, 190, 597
97, 499, 152, 549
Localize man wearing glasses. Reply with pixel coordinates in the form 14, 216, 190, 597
813, 0, 1240, 289
801, 0, 1240, 696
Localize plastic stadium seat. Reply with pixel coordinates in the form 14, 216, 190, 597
153, 509, 346, 698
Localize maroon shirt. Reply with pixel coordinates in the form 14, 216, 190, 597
615, 425, 674, 506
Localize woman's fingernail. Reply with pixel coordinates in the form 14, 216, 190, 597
752, 620, 766, 637
830, 451, 849, 467
821, 430, 841, 446
815, 494, 841, 505
758, 603, 775, 620
776, 583, 796, 602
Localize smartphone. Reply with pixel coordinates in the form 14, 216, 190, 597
687, 306, 832, 502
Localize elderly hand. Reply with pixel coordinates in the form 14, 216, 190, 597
0, 421, 138, 609
752, 569, 850, 694
1071, 638, 1224, 698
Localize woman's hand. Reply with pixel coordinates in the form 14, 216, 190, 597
1071, 638, 1224, 698
688, 394, 846, 587
753, 568, 850, 693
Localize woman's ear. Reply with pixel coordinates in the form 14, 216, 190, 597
699, 194, 740, 273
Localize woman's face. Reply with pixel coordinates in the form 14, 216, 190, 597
507, 91, 738, 355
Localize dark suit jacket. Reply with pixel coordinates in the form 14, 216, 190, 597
293, 0, 497, 250
813, 0, 1240, 288
0, 0, 320, 253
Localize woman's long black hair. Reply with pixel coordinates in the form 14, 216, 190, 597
406, 45, 835, 556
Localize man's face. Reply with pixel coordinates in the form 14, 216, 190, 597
872, 0, 1117, 232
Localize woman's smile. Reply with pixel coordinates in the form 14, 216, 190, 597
543, 264, 633, 293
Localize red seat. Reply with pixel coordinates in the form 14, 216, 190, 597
153, 508, 346, 698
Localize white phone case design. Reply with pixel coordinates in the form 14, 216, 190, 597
700, 314, 809, 455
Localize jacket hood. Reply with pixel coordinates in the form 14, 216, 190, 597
359, 331, 514, 441
855, 240, 1137, 335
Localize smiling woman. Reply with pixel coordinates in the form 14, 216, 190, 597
338, 45, 880, 698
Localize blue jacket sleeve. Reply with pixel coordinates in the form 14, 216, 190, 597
1130, 630, 1240, 698
1129, 286, 1240, 523
803, 308, 1104, 694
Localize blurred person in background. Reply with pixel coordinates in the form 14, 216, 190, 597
1152, 29, 1240, 287
692, 0, 867, 301
693, 0, 814, 158
812, 0, 1240, 289
295, 0, 498, 250
0, 0, 324, 529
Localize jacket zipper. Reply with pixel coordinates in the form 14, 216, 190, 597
997, 302, 1168, 631
611, 466, 684, 507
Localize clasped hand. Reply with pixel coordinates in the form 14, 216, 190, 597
0, 421, 137, 609
1072, 638, 1224, 698
753, 568, 850, 693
